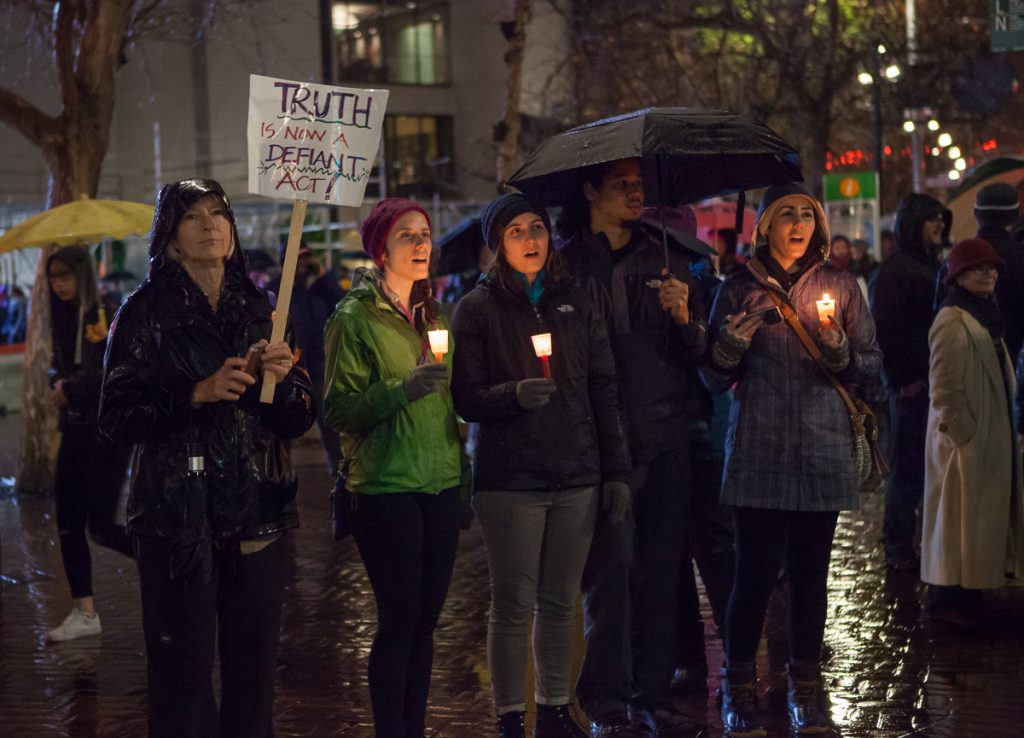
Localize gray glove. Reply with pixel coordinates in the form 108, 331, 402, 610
601, 481, 632, 525
515, 378, 556, 409
404, 362, 449, 402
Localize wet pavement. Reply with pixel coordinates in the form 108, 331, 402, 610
1, 413, 1023, 737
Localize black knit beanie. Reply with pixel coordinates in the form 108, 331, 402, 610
480, 193, 552, 252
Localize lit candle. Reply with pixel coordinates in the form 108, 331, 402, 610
531, 333, 553, 378
815, 293, 836, 326
428, 329, 449, 363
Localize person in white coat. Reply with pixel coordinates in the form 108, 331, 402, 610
924, 237, 1024, 624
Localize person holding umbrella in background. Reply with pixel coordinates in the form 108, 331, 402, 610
451, 193, 631, 738
557, 158, 708, 737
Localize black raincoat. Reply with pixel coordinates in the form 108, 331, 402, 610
100, 204, 315, 581
869, 194, 950, 389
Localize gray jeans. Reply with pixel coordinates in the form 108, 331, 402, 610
474, 486, 598, 712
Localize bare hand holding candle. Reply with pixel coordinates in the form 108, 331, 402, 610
531, 333, 553, 378
815, 293, 836, 326
428, 329, 449, 363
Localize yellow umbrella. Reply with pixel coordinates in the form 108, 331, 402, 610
0, 197, 154, 253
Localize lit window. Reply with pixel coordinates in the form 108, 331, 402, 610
383, 115, 454, 197
332, 1, 450, 85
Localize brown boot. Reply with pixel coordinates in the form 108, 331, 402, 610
786, 662, 832, 735
720, 663, 766, 737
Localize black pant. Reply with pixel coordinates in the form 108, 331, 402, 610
136, 534, 287, 738
725, 507, 839, 666
884, 390, 929, 546
352, 489, 461, 738
55, 425, 133, 599
631, 447, 690, 707
675, 445, 734, 668
577, 493, 635, 719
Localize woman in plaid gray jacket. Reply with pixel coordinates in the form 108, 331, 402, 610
701, 183, 881, 738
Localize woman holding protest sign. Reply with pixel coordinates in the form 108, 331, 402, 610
100, 178, 315, 738
323, 197, 467, 738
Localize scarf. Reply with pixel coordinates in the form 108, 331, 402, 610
756, 245, 819, 291
941, 285, 1005, 341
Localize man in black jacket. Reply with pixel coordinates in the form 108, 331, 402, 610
974, 183, 1023, 365
558, 158, 707, 737
869, 193, 950, 571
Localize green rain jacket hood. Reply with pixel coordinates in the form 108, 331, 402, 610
322, 270, 465, 496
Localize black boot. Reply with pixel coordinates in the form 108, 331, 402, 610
534, 703, 588, 738
497, 710, 526, 738
786, 662, 832, 735
720, 664, 766, 737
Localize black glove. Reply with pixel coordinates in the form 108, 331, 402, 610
404, 363, 449, 402
515, 378, 556, 409
601, 481, 631, 525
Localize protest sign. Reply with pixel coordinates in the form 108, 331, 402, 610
247, 74, 388, 206
247, 75, 388, 402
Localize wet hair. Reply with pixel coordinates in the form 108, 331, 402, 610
148, 178, 245, 277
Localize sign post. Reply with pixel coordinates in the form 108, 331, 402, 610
822, 171, 881, 261
247, 74, 388, 402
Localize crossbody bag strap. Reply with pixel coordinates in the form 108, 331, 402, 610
766, 290, 860, 417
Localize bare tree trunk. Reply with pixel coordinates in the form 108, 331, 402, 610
3, 0, 132, 494
496, 0, 532, 188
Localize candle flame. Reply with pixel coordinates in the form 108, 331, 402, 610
822, 293, 831, 301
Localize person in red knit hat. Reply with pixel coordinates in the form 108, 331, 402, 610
923, 237, 1023, 626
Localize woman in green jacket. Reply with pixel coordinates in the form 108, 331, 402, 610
323, 197, 464, 738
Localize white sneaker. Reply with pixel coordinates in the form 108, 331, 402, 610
46, 609, 102, 642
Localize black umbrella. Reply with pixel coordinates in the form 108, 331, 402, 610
435, 216, 485, 275
507, 107, 802, 207
507, 107, 801, 267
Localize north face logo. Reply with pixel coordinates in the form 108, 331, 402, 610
645, 279, 663, 288
557, 304, 575, 313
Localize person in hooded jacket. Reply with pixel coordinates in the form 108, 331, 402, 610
323, 197, 465, 738
99, 178, 316, 738
924, 238, 1024, 626
44, 245, 134, 643
869, 192, 950, 572
702, 183, 881, 737
450, 193, 631, 738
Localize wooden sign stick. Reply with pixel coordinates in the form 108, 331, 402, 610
260, 198, 308, 404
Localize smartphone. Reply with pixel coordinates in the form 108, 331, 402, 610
740, 305, 783, 326
242, 343, 264, 378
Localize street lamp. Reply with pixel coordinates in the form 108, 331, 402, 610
937, 132, 953, 147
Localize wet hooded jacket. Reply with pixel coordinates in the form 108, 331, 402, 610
48, 245, 117, 431
869, 194, 950, 389
451, 272, 631, 492
99, 192, 315, 575
701, 187, 882, 511
558, 223, 707, 463
322, 269, 465, 496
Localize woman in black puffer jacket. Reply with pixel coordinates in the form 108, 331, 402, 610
100, 178, 315, 738
451, 193, 631, 738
